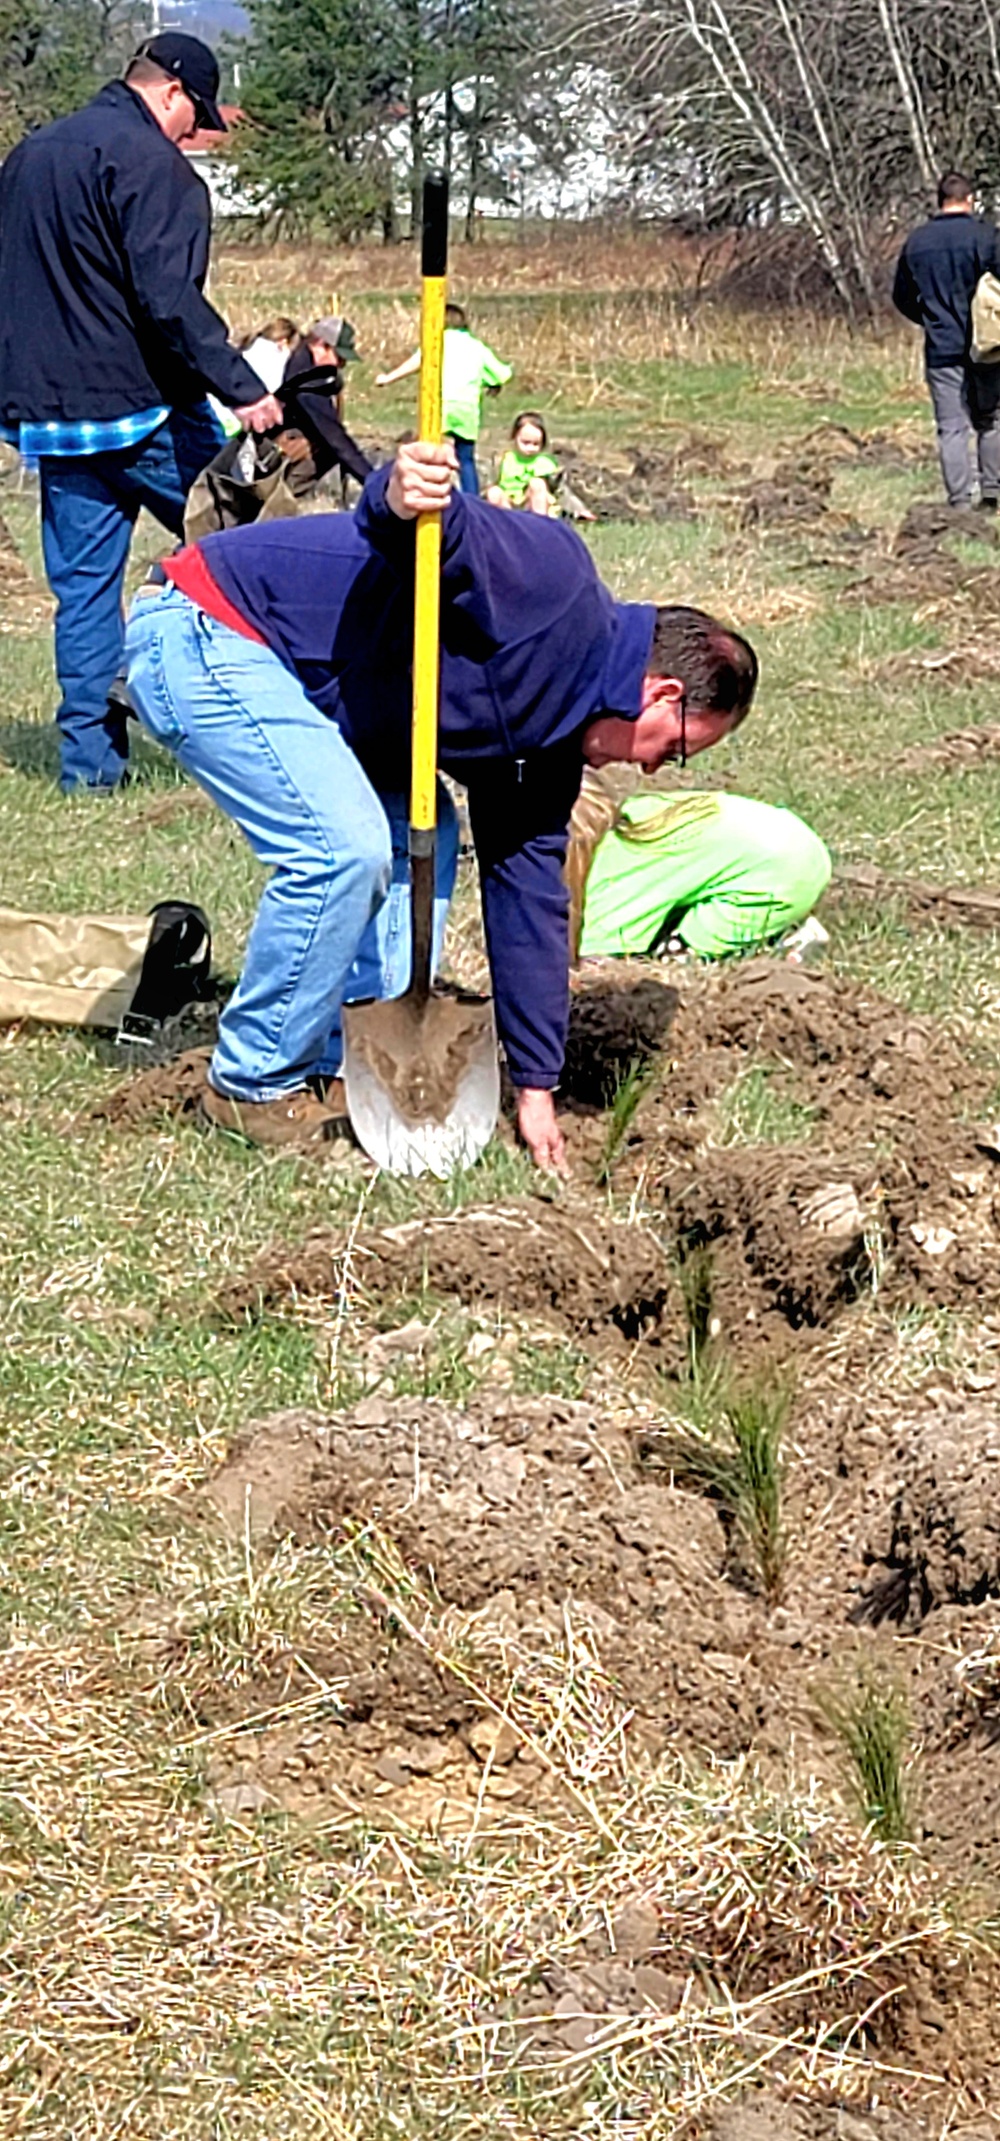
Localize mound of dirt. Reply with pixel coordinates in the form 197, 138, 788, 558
198, 1394, 754, 1814
895, 499, 1000, 562
93, 1044, 214, 1121
561, 961, 1000, 1337
218, 1197, 680, 1350
671, 1150, 875, 1329
834, 858, 1000, 930
898, 721, 1000, 771
860, 1397, 1000, 1624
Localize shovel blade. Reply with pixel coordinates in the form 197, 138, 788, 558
342, 989, 499, 1178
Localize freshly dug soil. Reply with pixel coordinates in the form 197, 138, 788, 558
193, 1376, 1000, 2072
859, 1397, 1000, 1625
895, 499, 1000, 561
217, 960, 1000, 1350
94, 1044, 214, 1121
218, 1197, 680, 1350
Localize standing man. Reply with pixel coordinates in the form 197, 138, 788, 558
893, 171, 1000, 513
0, 35, 283, 793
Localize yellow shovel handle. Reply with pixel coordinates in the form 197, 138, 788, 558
411, 173, 448, 839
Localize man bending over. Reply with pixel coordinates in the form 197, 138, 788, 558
124, 441, 758, 1170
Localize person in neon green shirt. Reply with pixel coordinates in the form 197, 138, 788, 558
487, 410, 562, 515
375, 303, 512, 494
567, 776, 831, 962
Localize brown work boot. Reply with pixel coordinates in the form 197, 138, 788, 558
200, 1079, 342, 1149
307, 1074, 348, 1114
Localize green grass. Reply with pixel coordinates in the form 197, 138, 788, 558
715, 1061, 820, 1148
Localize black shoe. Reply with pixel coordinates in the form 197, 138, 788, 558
106, 672, 135, 717
977, 496, 998, 513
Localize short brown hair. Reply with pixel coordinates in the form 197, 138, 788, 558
647, 605, 758, 724
938, 170, 974, 208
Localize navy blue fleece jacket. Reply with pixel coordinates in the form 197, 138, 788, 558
184, 463, 654, 1090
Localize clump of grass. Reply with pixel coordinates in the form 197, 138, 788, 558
820, 1674, 911, 1844
716, 1061, 819, 1149
596, 1053, 660, 1184
643, 1368, 791, 1606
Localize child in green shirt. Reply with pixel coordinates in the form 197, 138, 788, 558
375, 303, 512, 494
487, 411, 561, 516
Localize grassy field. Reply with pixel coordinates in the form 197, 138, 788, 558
2, 238, 1000, 2137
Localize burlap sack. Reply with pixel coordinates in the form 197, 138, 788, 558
0, 908, 153, 1026
0, 902, 212, 1032
183, 432, 302, 542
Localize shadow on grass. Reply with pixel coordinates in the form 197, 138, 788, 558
0, 719, 61, 781
0, 719, 187, 790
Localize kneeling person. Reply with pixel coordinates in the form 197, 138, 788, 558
568, 780, 830, 960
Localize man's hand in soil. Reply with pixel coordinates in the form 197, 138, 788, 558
388, 438, 458, 520
517, 1088, 568, 1175
235, 393, 285, 433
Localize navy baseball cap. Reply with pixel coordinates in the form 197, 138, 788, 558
139, 33, 227, 132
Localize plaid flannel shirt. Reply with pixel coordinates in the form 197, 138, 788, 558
0, 407, 168, 460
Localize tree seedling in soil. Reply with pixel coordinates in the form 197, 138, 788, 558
641, 1366, 791, 1606
819, 1674, 911, 1845
596, 1054, 660, 1185
678, 1241, 717, 1379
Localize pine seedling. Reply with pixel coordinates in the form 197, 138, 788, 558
821, 1675, 911, 1844
724, 1380, 789, 1607
596, 1054, 660, 1185
678, 1241, 717, 1380
642, 1365, 790, 1606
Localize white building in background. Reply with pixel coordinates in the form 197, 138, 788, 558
186, 63, 668, 226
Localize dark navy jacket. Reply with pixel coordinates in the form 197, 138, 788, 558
190, 465, 655, 1089
893, 211, 1000, 364
0, 81, 265, 425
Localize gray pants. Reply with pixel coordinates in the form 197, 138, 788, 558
926, 360, 1000, 505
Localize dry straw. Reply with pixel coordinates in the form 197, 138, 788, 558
0, 1521, 986, 2138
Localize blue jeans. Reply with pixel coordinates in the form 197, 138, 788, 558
123, 583, 458, 1100
449, 434, 480, 494
40, 404, 224, 793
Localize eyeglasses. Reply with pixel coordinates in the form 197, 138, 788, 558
673, 690, 687, 770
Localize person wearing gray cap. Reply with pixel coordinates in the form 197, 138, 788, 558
281, 318, 374, 489
0, 34, 283, 793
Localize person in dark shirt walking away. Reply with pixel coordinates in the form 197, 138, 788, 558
0, 35, 283, 793
893, 171, 1000, 512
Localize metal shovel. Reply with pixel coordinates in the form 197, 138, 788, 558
342, 172, 500, 1178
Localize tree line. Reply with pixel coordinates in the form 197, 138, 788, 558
4, 0, 1000, 309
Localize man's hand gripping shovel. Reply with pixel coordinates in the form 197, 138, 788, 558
342, 172, 500, 1178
